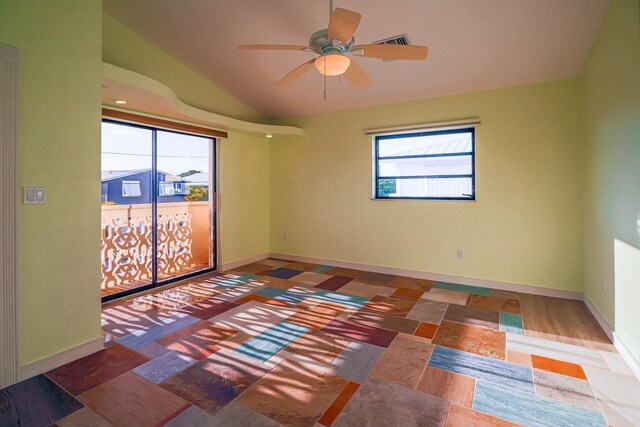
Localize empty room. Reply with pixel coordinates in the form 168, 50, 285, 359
1, 0, 639, 426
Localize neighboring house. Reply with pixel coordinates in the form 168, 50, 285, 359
101, 169, 189, 204
182, 172, 210, 189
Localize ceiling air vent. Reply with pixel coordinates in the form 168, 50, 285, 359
373, 34, 410, 62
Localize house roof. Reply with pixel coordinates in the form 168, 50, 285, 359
182, 172, 209, 185
101, 169, 148, 181
391, 137, 472, 157
101, 169, 180, 182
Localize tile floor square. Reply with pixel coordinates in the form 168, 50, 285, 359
78, 371, 190, 427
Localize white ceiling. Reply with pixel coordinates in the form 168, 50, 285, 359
103, 0, 609, 120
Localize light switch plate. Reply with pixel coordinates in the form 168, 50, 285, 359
23, 187, 46, 204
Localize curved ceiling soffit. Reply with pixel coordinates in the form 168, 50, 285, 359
102, 62, 304, 136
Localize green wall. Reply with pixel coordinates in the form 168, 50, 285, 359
0, 1, 103, 365
219, 131, 270, 266
270, 79, 584, 292
102, 13, 271, 268
581, 0, 640, 363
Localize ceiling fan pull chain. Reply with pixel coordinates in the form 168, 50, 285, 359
324, 61, 327, 100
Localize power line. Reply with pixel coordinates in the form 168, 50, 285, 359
101, 151, 207, 159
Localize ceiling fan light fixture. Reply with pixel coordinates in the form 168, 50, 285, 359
314, 53, 350, 76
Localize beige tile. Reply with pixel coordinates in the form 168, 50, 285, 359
369, 334, 434, 389
260, 258, 292, 268
236, 359, 349, 426
208, 300, 296, 336
339, 280, 395, 298
533, 369, 600, 411
507, 349, 532, 367
406, 299, 449, 324
584, 365, 640, 426
291, 271, 332, 286
422, 288, 469, 305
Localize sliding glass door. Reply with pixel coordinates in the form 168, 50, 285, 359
100, 120, 216, 301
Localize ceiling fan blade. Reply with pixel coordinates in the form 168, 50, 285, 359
239, 44, 308, 51
343, 60, 371, 89
327, 8, 362, 44
276, 59, 316, 87
352, 44, 429, 60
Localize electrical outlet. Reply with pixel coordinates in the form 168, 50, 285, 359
283, 232, 288, 241
457, 249, 464, 259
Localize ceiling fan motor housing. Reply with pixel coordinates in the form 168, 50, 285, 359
309, 29, 354, 54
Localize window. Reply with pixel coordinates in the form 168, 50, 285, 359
158, 181, 175, 196
122, 180, 141, 197
373, 128, 475, 200
173, 181, 187, 195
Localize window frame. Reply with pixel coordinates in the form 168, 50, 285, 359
122, 180, 142, 198
373, 127, 476, 201
158, 181, 176, 197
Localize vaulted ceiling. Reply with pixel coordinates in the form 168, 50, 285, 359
103, 0, 609, 119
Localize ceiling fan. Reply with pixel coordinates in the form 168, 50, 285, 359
239, 1, 429, 89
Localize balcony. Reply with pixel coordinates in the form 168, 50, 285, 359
101, 201, 211, 297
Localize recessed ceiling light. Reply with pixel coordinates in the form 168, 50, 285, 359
266, 133, 273, 138
114, 99, 127, 105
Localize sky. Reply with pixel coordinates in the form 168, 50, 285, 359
101, 122, 212, 176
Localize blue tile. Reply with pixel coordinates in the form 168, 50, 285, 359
213, 274, 259, 288
265, 268, 303, 279
434, 281, 491, 296
500, 312, 524, 335
311, 290, 368, 309
311, 265, 333, 273
473, 380, 607, 427
133, 351, 197, 384
254, 287, 310, 304
0, 375, 83, 426
331, 341, 385, 382
428, 345, 534, 393
115, 314, 200, 350
235, 321, 309, 362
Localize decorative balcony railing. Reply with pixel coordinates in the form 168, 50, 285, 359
100, 202, 210, 294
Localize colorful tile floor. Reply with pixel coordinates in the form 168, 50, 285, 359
2, 259, 640, 426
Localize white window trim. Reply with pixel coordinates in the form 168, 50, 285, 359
370, 119, 479, 201
122, 180, 141, 198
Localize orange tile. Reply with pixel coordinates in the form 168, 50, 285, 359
432, 321, 506, 360
318, 381, 360, 426
392, 288, 424, 300
414, 322, 439, 340
235, 294, 288, 307
531, 354, 587, 380
418, 367, 475, 408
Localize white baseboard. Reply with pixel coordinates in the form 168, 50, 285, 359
613, 332, 640, 382
268, 252, 583, 300
583, 296, 640, 382
583, 296, 614, 341
220, 253, 270, 272
19, 337, 104, 381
